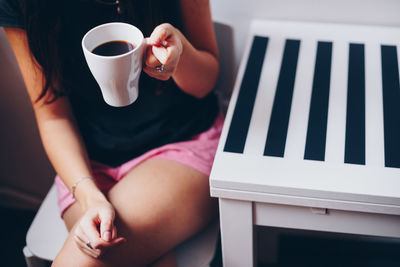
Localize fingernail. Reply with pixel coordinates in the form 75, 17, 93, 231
103, 231, 111, 241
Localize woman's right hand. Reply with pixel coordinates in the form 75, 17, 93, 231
73, 199, 126, 258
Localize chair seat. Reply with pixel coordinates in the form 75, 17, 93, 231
25, 184, 219, 266
26, 185, 67, 261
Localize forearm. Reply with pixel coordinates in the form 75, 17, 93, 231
172, 30, 219, 98
37, 113, 106, 210
4, 28, 106, 210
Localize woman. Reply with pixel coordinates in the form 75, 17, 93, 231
0, 0, 221, 266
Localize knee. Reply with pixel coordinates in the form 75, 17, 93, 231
116, 201, 169, 235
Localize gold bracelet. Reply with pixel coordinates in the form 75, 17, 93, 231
71, 176, 92, 199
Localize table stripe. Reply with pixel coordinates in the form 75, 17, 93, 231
345, 43, 366, 165
381, 45, 400, 168
244, 38, 285, 156
264, 39, 300, 157
325, 40, 348, 164
224, 36, 269, 153
304, 41, 333, 161
284, 39, 317, 160
365, 43, 385, 167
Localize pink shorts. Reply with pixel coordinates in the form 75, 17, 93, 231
55, 114, 224, 216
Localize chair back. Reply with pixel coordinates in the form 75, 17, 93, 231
214, 22, 235, 115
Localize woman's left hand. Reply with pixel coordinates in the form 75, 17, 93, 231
144, 23, 183, 80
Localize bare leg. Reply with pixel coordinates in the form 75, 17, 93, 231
53, 158, 218, 267
149, 251, 178, 267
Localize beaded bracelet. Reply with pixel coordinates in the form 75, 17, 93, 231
71, 176, 93, 199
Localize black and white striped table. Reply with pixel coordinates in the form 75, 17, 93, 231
210, 20, 400, 267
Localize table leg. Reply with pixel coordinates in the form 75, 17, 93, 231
219, 198, 254, 267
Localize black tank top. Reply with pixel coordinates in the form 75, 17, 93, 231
61, 1, 219, 166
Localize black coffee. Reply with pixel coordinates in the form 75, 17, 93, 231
92, 40, 135, 56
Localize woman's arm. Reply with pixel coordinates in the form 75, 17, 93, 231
4, 27, 124, 255
144, 0, 219, 98
4, 27, 103, 208
173, 0, 219, 97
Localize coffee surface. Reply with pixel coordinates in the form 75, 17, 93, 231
92, 40, 135, 56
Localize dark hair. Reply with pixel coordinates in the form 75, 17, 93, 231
22, 0, 182, 103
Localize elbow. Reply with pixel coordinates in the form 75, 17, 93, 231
192, 60, 220, 99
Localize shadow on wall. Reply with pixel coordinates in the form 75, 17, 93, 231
0, 27, 54, 210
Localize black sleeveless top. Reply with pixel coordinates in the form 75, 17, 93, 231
0, 0, 219, 166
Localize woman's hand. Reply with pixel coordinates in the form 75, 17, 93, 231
73, 200, 126, 258
144, 23, 183, 81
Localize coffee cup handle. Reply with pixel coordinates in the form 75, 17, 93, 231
142, 38, 152, 66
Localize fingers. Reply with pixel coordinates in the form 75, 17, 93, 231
74, 234, 101, 258
74, 229, 126, 259
143, 23, 183, 81
79, 219, 102, 249
96, 237, 126, 250
99, 209, 115, 242
74, 221, 126, 258
143, 49, 171, 80
143, 44, 179, 80
148, 30, 181, 66
147, 24, 172, 65
74, 221, 103, 257
71, 201, 128, 259
151, 45, 169, 65
148, 23, 173, 46
98, 209, 127, 248
145, 47, 161, 69
112, 225, 117, 240
143, 64, 171, 81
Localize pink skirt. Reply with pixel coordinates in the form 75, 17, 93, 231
55, 114, 224, 216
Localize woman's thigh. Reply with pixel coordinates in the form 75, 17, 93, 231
55, 158, 218, 266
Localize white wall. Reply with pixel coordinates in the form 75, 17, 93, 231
210, 0, 400, 69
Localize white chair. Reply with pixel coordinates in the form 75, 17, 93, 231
22, 21, 234, 267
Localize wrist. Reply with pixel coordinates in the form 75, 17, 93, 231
73, 177, 107, 210
71, 176, 92, 199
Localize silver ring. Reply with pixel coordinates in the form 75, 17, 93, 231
155, 64, 165, 72
86, 241, 93, 249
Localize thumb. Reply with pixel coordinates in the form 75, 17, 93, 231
99, 209, 114, 242
152, 45, 168, 64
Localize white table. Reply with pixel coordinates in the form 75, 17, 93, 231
210, 20, 400, 267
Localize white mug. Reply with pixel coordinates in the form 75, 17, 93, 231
82, 22, 145, 107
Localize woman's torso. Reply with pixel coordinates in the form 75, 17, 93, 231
59, 1, 219, 166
